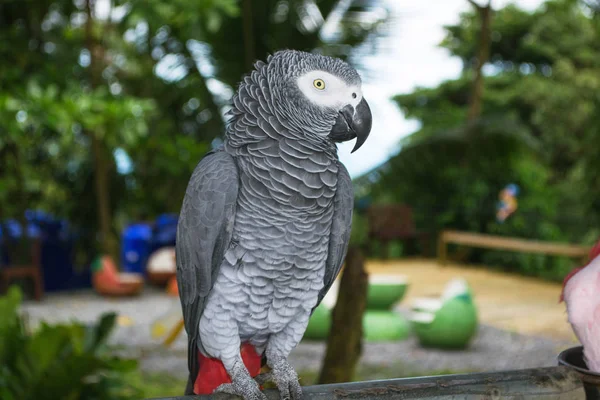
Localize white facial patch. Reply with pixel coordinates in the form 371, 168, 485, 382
296, 70, 362, 110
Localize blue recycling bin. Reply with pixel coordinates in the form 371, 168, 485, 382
39, 218, 79, 292
1, 211, 89, 292
121, 223, 153, 274
0, 218, 40, 241
150, 214, 178, 253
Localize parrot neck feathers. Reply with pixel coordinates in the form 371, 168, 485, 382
225, 64, 339, 157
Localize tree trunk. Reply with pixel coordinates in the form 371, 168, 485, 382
467, 0, 493, 123
6, 144, 28, 231
85, 0, 119, 261
317, 247, 368, 384
2, 143, 31, 263
90, 134, 119, 260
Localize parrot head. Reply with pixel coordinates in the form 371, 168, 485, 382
560, 239, 600, 302
265, 50, 372, 153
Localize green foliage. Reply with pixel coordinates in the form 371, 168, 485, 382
350, 211, 368, 247
126, 371, 188, 398
371, 0, 600, 280
0, 0, 387, 263
0, 286, 140, 400
436, 0, 600, 190
373, 117, 537, 231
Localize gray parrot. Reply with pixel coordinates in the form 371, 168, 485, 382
176, 49, 372, 400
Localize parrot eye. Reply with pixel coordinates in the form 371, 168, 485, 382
313, 79, 325, 90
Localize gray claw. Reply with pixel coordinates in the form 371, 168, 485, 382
215, 375, 267, 400
271, 360, 303, 400
215, 383, 238, 395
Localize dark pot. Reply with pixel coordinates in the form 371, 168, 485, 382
558, 346, 600, 400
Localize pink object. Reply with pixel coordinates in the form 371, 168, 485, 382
561, 240, 600, 373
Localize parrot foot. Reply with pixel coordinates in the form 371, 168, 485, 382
254, 371, 272, 385
267, 359, 303, 400
215, 373, 267, 400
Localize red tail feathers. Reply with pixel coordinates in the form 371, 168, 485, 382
193, 343, 262, 395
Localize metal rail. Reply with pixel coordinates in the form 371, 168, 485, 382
149, 366, 586, 399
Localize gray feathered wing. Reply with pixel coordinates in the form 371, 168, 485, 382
176, 149, 239, 383
314, 162, 354, 311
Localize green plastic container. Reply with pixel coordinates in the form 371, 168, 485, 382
411, 295, 478, 349
363, 311, 411, 342
367, 275, 409, 310
303, 303, 331, 340
304, 274, 411, 341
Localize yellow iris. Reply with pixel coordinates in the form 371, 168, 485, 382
313, 79, 325, 90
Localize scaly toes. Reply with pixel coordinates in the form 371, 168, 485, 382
215, 383, 238, 395
290, 377, 303, 400
254, 371, 273, 385
271, 361, 303, 400
215, 377, 267, 400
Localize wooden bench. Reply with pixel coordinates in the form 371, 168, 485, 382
437, 230, 591, 266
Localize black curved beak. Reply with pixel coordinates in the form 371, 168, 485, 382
328, 98, 372, 153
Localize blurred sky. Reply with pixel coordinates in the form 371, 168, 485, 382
338, 0, 545, 178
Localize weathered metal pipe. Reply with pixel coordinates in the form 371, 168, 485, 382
148, 366, 585, 400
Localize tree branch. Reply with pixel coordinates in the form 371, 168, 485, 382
466, 0, 493, 123
466, 0, 483, 10
153, 367, 585, 399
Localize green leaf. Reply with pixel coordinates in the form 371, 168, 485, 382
88, 312, 117, 351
